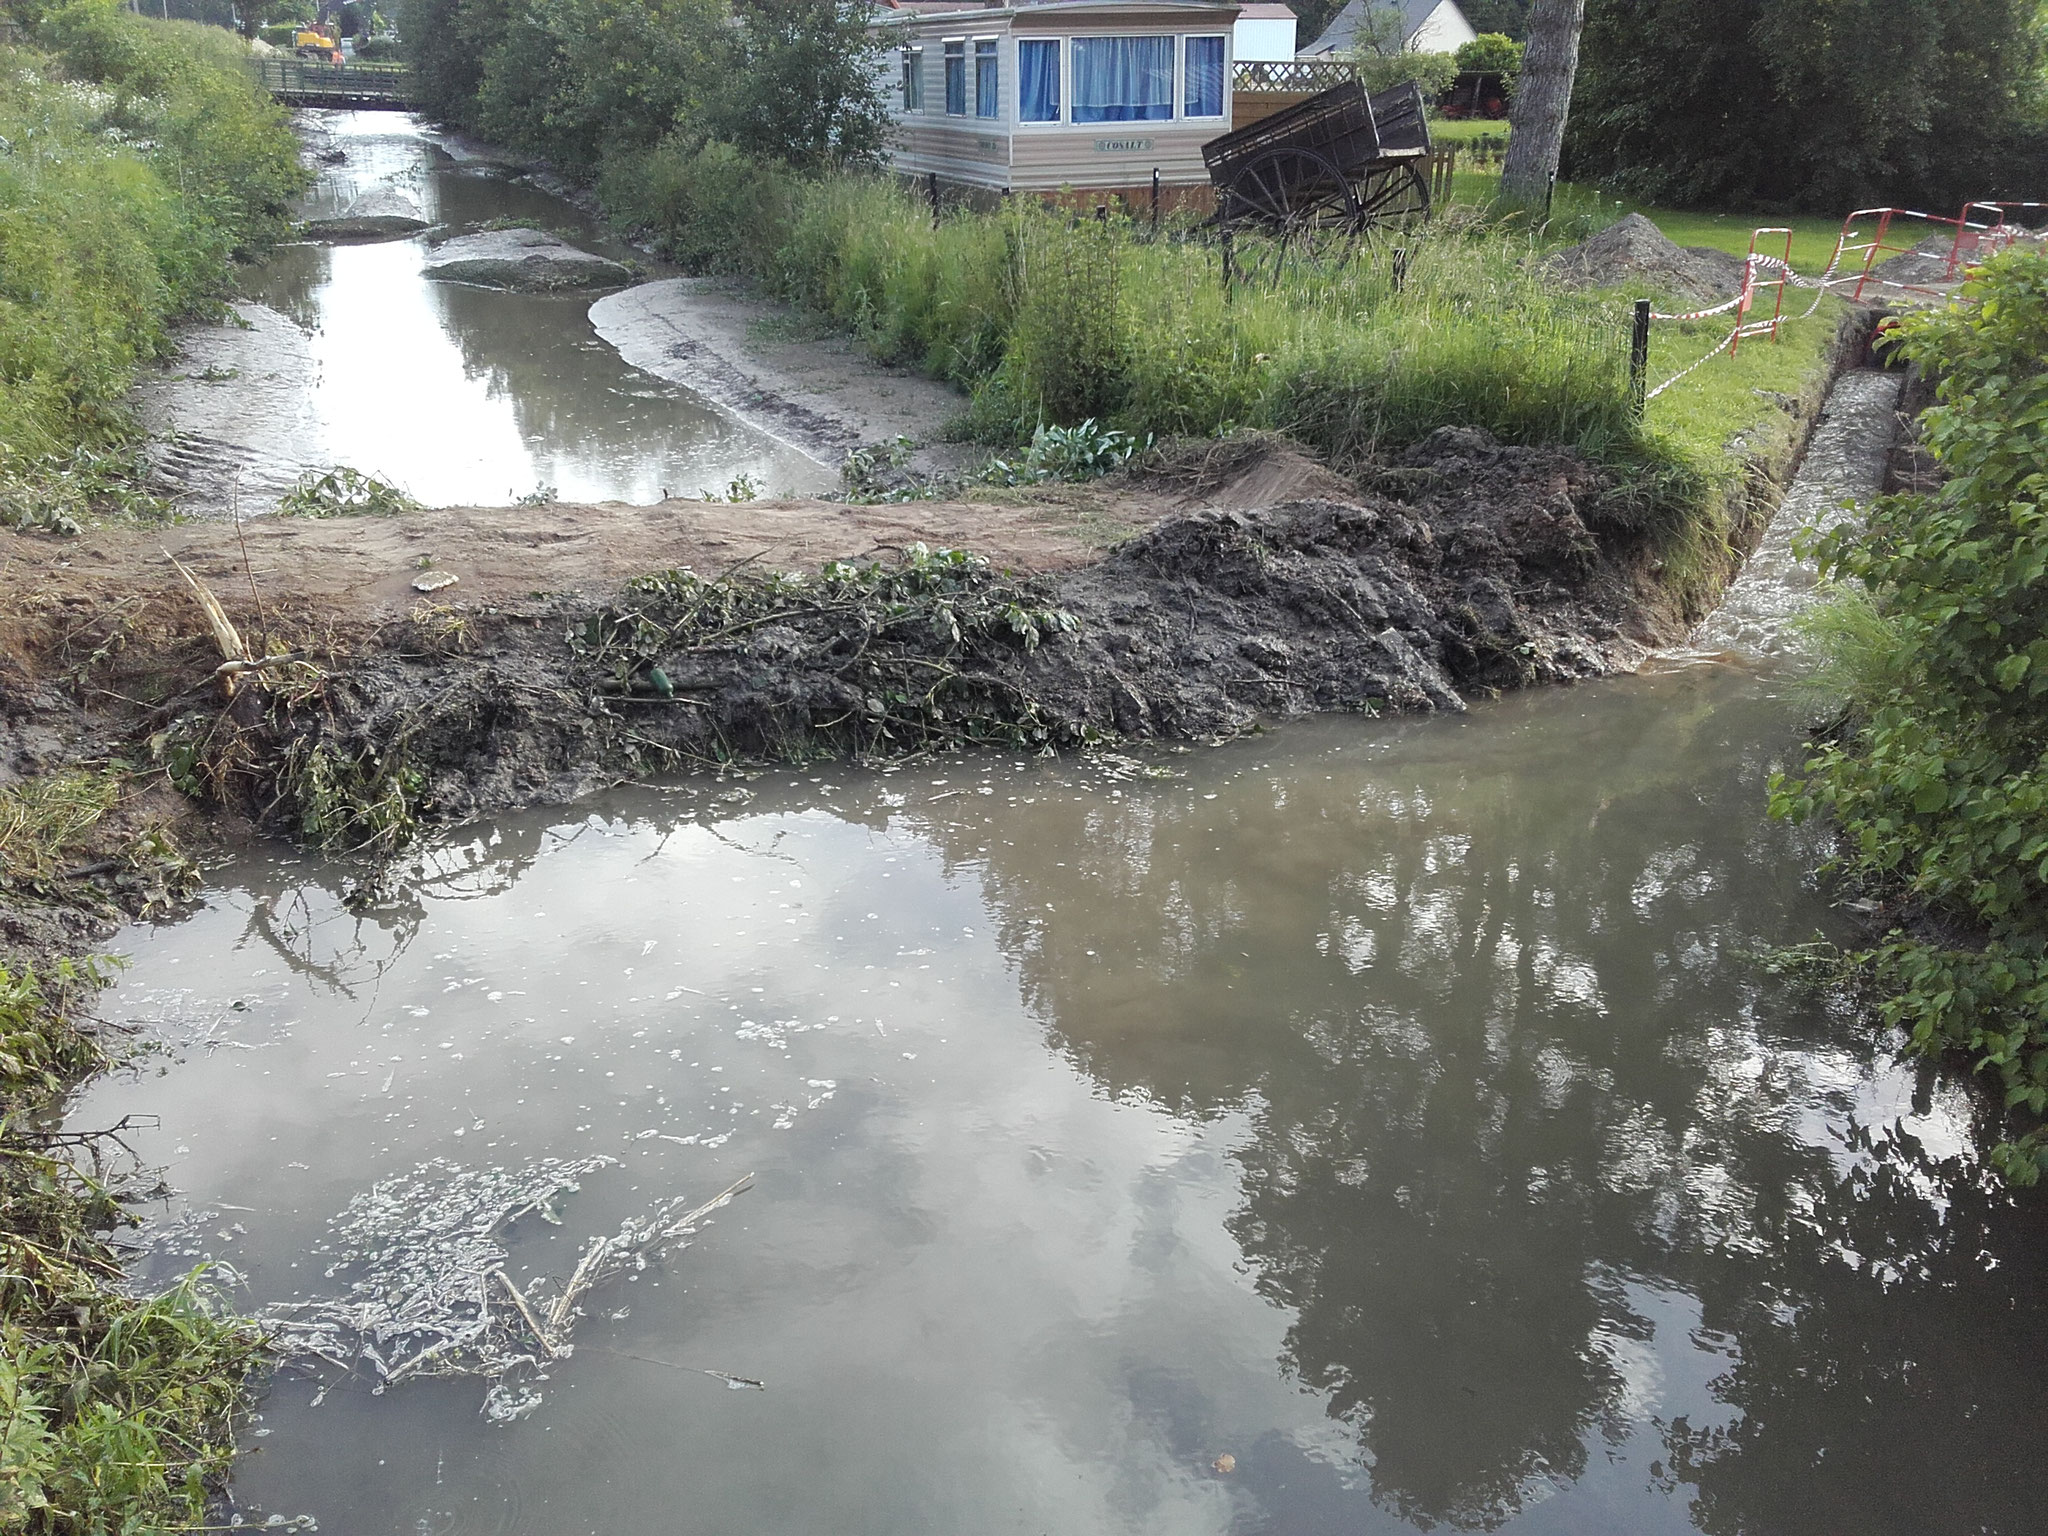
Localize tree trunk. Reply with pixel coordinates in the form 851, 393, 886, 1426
1498, 0, 1588, 207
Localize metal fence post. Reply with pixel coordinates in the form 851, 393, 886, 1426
928, 172, 940, 228
1630, 299, 1651, 419
1221, 228, 1235, 297
1151, 168, 1161, 234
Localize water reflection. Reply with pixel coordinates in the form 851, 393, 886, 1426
233, 112, 827, 505
911, 672, 2048, 1531
78, 672, 2048, 1534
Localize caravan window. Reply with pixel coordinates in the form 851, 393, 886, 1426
1070, 35, 1174, 123
975, 37, 998, 118
944, 39, 966, 116
1018, 38, 1060, 122
1183, 35, 1225, 117
901, 45, 924, 112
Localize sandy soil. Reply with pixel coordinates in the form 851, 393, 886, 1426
589, 278, 983, 479
8, 427, 1359, 628
2, 490, 1163, 621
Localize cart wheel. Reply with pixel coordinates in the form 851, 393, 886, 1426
1354, 163, 1431, 241
1224, 147, 1365, 285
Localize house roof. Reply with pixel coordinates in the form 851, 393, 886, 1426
1237, 3, 1296, 16
877, 0, 1241, 23
1301, 0, 1454, 55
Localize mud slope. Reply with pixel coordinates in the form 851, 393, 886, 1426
0, 432, 1674, 833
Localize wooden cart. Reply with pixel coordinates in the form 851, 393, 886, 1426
1203, 79, 1433, 278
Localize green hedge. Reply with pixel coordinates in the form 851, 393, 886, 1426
0, 1, 303, 530
1773, 246, 2048, 1181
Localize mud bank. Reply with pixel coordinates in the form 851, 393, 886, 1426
588, 279, 982, 480
2, 432, 1692, 843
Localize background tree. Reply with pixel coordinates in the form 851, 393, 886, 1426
1462, 0, 1529, 37
1498, 0, 1586, 205
1567, 0, 2048, 210
708, 0, 890, 169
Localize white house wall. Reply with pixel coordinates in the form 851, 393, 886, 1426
1410, 1, 1475, 53
1232, 15, 1295, 60
880, 8, 1239, 192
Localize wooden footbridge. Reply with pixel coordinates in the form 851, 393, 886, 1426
255, 57, 415, 110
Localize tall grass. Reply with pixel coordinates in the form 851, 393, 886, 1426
0, 0, 303, 531
605, 140, 1649, 472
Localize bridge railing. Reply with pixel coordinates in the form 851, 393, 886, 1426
255, 56, 415, 104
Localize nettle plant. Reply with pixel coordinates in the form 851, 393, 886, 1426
1772, 247, 2048, 1181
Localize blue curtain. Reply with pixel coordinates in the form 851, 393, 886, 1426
1019, 38, 1059, 122
975, 38, 998, 118
1072, 36, 1173, 123
945, 44, 965, 116
1184, 35, 1225, 118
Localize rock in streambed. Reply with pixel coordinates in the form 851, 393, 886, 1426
304, 187, 430, 242
423, 228, 631, 291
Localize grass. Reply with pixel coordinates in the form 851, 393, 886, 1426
1442, 162, 1866, 277
0, 781, 259, 1534
1428, 116, 1510, 145
1642, 306, 1841, 437
0, 12, 293, 1523
0, 1, 304, 533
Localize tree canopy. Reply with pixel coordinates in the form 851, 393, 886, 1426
1567, 0, 2048, 211
401, 0, 887, 176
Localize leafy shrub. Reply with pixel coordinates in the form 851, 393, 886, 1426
276, 465, 423, 517
982, 420, 1149, 486
0, 4, 301, 531
1456, 32, 1523, 76
1771, 247, 2048, 1180
1355, 50, 1456, 97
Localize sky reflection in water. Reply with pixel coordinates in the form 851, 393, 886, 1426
76, 667, 2048, 1535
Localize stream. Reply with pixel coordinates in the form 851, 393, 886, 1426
72, 111, 2048, 1536
74, 665, 2048, 1535
143, 112, 831, 512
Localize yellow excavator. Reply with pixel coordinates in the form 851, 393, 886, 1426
293, 22, 343, 62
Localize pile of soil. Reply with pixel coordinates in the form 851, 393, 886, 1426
218, 430, 1667, 823
1544, 213, 1749, 302
0, 432, 1677, 846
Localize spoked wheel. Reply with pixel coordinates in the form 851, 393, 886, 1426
1353, 163, 1431, 245
1224, 147, 1365, 285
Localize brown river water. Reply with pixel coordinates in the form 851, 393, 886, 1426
167, 112, 831, 509
73, 664, 2048, 1535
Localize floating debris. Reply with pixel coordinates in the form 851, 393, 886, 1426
264, 1155, 751, 1420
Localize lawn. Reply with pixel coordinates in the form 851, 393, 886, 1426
1642, 303, 1842, 445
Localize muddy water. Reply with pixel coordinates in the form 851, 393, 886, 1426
188, 112, 829, 508
75, 665, 2048, 1535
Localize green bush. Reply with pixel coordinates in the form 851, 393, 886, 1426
1456, 32, 1523, 76
608, 145, 1644, 468
1771, 247, 2048, 1180
0, 2, 302, 530
1356, 49, 1456, 97
406, 0, 887, 174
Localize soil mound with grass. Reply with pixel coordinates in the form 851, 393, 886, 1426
1545, 213, 1749, 301
204, 429, 1663, 826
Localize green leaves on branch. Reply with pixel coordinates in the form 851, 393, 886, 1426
1770, 247, 2048, 1181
